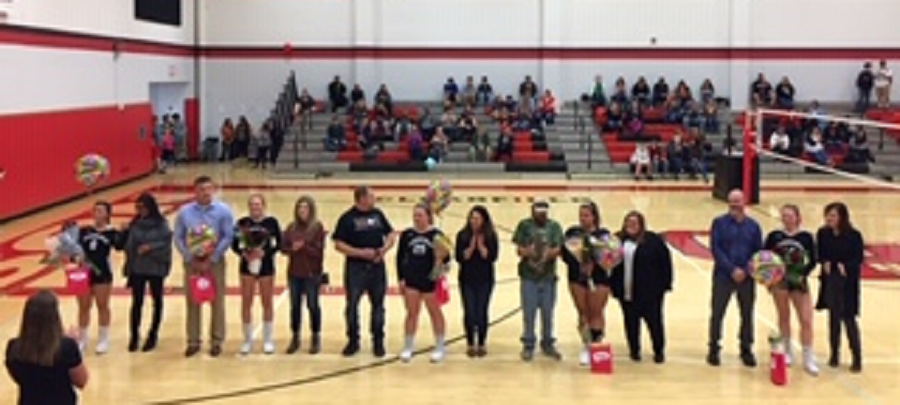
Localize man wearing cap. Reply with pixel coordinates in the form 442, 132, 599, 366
512, 199, 565, 361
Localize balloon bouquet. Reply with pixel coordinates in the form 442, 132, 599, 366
749, 250, 786, 288
75, 154, 111, 190
424, 179, 453, 305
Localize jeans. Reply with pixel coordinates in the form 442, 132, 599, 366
708, 277, 756, 352
856, 88, 872, 113
460, 281, 494, 346
129, 275, 165, 339
288, 274, 322, 335
520, 278, 557, 349
344, 261, 387, 343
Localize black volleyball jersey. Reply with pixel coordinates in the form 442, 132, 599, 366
764, 230, 817, 275
79, 226, 122, 274
396, 227, 447, 281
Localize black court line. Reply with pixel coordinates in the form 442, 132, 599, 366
146, 211, 523, 405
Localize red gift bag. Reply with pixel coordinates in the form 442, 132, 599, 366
190, 273, 216, 304
66, 267, 91, 296
435, 275, 450, 306
589, 343, 614, 374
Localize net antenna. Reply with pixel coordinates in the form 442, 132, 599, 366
751, 107, 900, 191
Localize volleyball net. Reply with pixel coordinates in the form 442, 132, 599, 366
738, 107, 900, 203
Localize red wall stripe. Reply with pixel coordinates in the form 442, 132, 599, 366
0, 103, 157, 221
2, 24, 900, 60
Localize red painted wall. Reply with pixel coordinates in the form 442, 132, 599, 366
185, 98, 200, 159
0, 104, 156, 221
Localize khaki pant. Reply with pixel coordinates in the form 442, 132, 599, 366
184, 260, 227, 346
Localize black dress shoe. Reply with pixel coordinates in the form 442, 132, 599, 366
373, 341, 386, 358
286, 336, 300, 355
707, 351, 721, 366
653, 353, 665, 364
629, 352, 642, 362
141, 335, 157, 352
209, 344, 222, 357
184, 345, 201, 358
128, 335, 140, 353
342, 341, 360, 357
740, 351, 758, 368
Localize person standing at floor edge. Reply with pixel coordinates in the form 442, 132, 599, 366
281, 196, 327, 355
332, 186, 396, 357
815, 202, 865, 373
455, 205, 500, 358
707, 189, 762, 368
513, 199, 565, 362
174, 175, 235, 358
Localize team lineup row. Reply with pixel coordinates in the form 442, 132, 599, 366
23, 178, 866, 374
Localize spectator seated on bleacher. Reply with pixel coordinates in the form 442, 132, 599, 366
630, 143, 653, 181
681, 136, 710, 182
846, 128, 875, 164
328, 76, 348, 113
664, 135, 685, 179
750, 73, 773, 107
703, 99, 720, 133
605, 102, 624, 132
587, 75, 607, 109
775, 76, 796, 110
519, 75, 539, 105
393, 113, 412, 141
622, 101, 645, 138
470, 130, 492, 162
407, 125, 426, 161
652, 77, 670, 106
649, 141, 666, 176
350, 84, 365, 105
477, 76, 493, 106
429, 127, 449, 162
768, 125, 792, 156
374, 84, 393, 115
443, 77, 459, 104
538, 90, 557, 126
610, 77, 629, 106
440, 103, 460, 141
699, 79, 715, 105
632, 76, 651, 105
682, 104, 705, 133
349, 100, 368, 133
324, 115, 347, 152
362, 119, 389, 151
419, 107, 439, 139
512, 102, 535, 132
804, 129, 835, 167
495, 127, 514, 161
462, 76, 477, 107
822, 121, 849, 152
458, 106, 479, 143
295, 89, 316, 121
806, 100, 828, 130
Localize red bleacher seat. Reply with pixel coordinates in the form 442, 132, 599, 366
512, 151, 550, 163
337, 151, 364, 162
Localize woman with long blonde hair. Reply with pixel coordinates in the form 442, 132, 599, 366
281, 196, 327, 354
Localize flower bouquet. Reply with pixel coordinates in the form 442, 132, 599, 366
429, 233, 453, 281
187, 224, 218, 261
42, 222, 85, 268
237, 223, 270, 275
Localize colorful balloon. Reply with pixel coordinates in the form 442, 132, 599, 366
424, 179, 452, 216
75, 154, 110, 188
749, 250, 786, 287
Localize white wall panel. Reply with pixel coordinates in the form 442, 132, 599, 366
7, 0, 195, 44
377, 0, 541, 47
199, 0, 352, 46
560, 0, 732, 48
0, 45, 194, 115
747, 0, 900, 47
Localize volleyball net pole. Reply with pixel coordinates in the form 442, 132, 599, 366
741, 108, 760, 205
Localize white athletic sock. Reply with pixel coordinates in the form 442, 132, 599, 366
98, 326, 109, 342
242, 323, 253, 343
404, 335, 415, 351
262, 322, 274, 344
434, 334, 445, 350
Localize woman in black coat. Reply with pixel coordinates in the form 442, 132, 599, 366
609, 211, 673, 363
815, 202, 865, 373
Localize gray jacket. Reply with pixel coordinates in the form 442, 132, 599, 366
124, 218, 173, 278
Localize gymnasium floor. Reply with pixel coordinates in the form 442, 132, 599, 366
1, 166, 899, 405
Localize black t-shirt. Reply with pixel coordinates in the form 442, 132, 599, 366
79, 226, 122, 275
752, 80, 772, 101
396, 227, 446, 281
764, 230, 817, 276
562, 226, 610, 272
5, 337, 82, 405
332, 207, 393, 262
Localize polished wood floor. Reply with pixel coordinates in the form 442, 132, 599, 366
1, 165, 899, 404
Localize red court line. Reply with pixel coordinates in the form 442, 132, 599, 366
152, 183, 899, 194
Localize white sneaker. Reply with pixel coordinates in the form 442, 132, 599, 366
262, 341, 275, 355
785, 352, 793, 367
399, 349, 413, 363
240, 341, 253, 355
95, 339, 109, 355
804, 352, 820, 376
430, 348, 445, 363
579, 348, 590, 366
78, 337, 88, 353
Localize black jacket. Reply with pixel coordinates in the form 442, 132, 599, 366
610, 231, 673, 303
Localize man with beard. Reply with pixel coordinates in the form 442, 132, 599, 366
512, 200, 564, 361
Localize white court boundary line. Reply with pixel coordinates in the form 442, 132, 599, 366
756, 108, 900, 132
754, 147, 900, 191
670, 244, 885, 405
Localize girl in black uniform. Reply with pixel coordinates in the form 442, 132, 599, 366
231, 194, 282, 355
76, 201, 124, 354
396, 203, 450, 363
561, 201, 610, 366
764, 204, 819, 375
